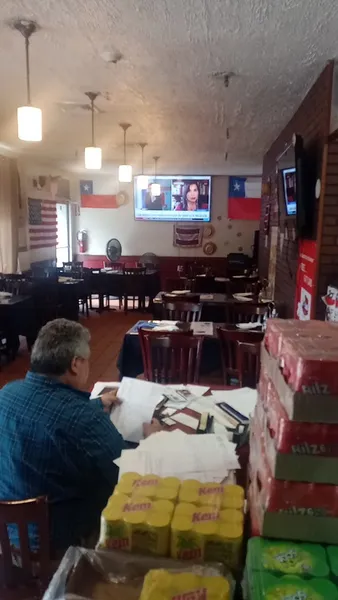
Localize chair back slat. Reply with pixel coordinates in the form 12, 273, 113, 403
162, 300, 202, 323
217, 327, 264, 385
0, 496, 50, 589
230, 302, 272, 324
236, 341, 261, 388
139, 330, 203, 384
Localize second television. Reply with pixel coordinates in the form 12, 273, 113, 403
134, 176, 212, 222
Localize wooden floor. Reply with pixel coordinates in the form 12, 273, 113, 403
0, 304, 223, 390
0, 307, 141, 391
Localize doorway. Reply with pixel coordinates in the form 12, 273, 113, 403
56, 203, 70, 267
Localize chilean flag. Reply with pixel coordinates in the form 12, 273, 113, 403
228, 176, 261, 220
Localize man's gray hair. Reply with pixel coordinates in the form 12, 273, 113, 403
30, 318, 91, 376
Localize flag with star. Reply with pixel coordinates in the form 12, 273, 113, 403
228, 176, 261, 220
80, 180, 93, 195
80, 179, 117, 208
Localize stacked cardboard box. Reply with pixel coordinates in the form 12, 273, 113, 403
249, 319, 338, 544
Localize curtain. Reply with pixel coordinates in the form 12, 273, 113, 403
0, 156, 19, 273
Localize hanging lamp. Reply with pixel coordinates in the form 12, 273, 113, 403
151, 156, 161, 196
14, 19, 42, 142
137, 143, 148, 190
118, 123, 132, 183
84, 92, 102, 170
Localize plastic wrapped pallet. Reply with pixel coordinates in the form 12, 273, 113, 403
256, 375, 338, 484
42, 547, 234, 600
248, 423, 338, 544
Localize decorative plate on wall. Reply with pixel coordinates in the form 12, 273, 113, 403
203, 241, 217, 255
116, 191, 127, 206
203, 224, 215, 238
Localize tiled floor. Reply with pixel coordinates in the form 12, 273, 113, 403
0, 307, 141, 391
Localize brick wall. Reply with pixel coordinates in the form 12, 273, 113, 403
259, 62, 334, 317
317, 139, 338, 316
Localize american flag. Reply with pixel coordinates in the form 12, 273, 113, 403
28, 198, 58, 249
173, 224, 203, 248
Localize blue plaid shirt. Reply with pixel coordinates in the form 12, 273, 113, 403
0, 372, 126, 552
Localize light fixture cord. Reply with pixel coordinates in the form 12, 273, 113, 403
141, 146, 144, 175
91, 98, 95, 146
25, 35, 31, 105
124, 128, 127, 164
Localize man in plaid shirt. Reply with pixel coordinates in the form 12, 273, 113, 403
0, 319, 160, 554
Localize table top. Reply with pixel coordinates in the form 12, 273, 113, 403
126, 319, 263, 338
0, 294, 31, 306
154, 291, 272, 305
100, 269, 158, 276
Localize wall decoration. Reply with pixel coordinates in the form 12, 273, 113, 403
295, 239, 317, 320
31, 175, 70, 200
173, 224, 203, 248
237, 232, 242, 237
228, 224, 232, 230
80, 179, 118, 209
203, 224, 215, 238
217, 215, 222, 221
203, 241, 217, 255
228, 176, 262, 220
28, 197, 57, 250
238, 246, 243, 251
267, 225, 278, 299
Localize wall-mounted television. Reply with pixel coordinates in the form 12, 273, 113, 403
282, 167, 297, 216
134, 176, 212, 222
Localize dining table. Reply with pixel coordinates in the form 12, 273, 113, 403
0, 294, 37, 357
116, 319, 263, 380
152, 291, 273, 321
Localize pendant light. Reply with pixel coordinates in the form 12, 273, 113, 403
151, 156, 161, 196
14, 19, 42, 142
84, 92, 102, 170
118, 123, 132, 183
137, 143, 148, 190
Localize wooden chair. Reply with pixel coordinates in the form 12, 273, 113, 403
229, 302, 272, 325
123, 268, 147, 314
237, 341, 261, 388
164, 277, 189, 292
0, 496, 51, 597
217, 327, 264, 385
139, 329, 203, 384
162, 299, 202, 322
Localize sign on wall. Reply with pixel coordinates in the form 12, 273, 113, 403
295, 239, 317, 320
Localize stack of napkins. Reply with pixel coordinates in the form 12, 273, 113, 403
114, 430, 239, 483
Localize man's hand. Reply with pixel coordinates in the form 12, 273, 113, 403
100, 390, 121, 413
143, 418, 163, 438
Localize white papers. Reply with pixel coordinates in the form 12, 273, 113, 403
162, 407, 177, 417
172, 412, 199, 430
90, 381, 120, 399
211, 387, 258, 420
236, 322, 262, 330
233, 294, 252, 302
200, 294, 214, 300
116, 430, 239, 483
189, 322, 214, 336
113, 378, 165, 443
162, 417, 177, 427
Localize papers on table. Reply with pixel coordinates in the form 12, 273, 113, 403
92, 378, 210, 443
233, 294, 252, 302
236, 322, 262, 330
189, 321, 214, 336
200, 294, 214, 301
113, 378, 166, 443
115, 430, 239, 482
172, 412, 199, 431
211, 387, 258, 422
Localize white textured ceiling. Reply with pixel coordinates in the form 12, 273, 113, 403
0, 0, 338, 174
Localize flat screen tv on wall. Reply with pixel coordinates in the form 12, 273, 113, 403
134, 175, 212, 222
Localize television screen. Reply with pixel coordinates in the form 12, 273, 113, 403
134, 176, 211, 222
282, 167, 297, 216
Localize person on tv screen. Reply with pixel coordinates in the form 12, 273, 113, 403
175, 181, 200, 211
144, 184, 163, 210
